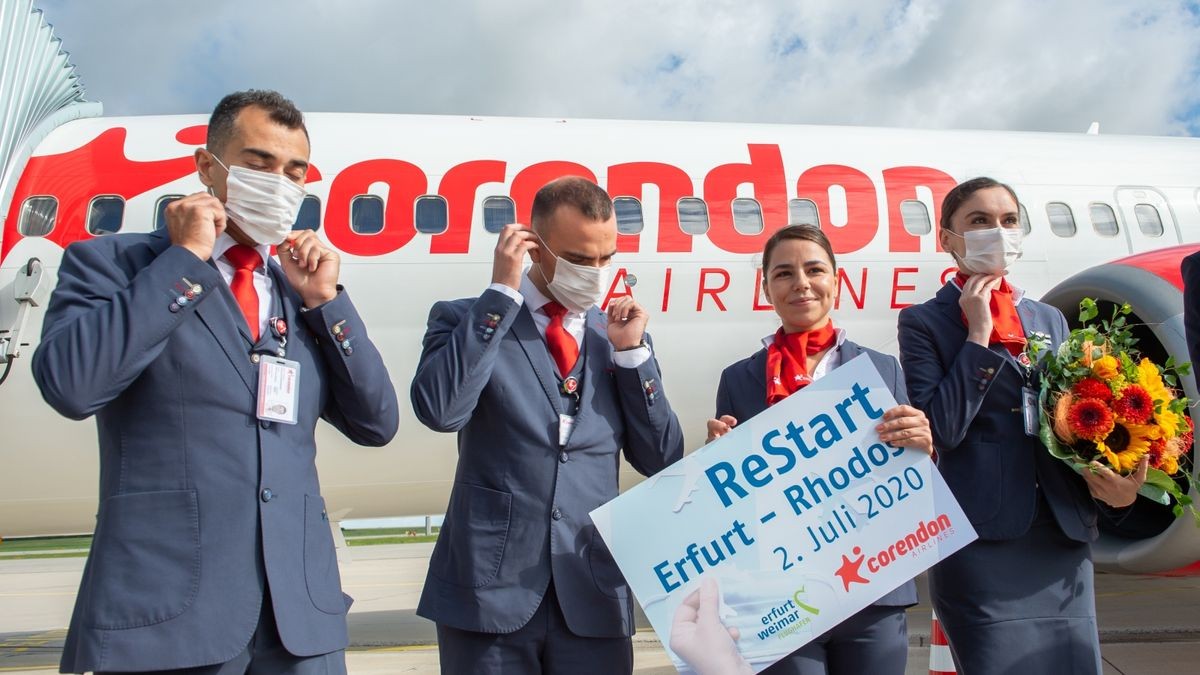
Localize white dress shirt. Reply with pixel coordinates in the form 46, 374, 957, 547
212, 233, 274, 340
488, 269, 651, 369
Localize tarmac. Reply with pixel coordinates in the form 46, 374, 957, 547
1, 542, 1197, 674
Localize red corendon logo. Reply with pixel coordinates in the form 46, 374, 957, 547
1, 123, 957, 264
835, 513, 954, 591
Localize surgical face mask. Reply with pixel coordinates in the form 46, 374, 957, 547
212, 154, 306, 245
536, 235, 612, 312
951, 226, 1024, 275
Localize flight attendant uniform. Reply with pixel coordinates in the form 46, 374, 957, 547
715, 324, 917, 675
897, 276, 1103, 674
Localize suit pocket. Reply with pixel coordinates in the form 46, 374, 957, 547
942, 442, 1003, 524
85, 490, 200, 629
303, 494, 347, 614
588, 528, 628, 599
430, 483, 511, 588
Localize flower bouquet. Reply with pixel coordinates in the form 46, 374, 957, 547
1028, 299, 1196, 518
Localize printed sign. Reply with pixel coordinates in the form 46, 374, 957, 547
591, 354, 976, 673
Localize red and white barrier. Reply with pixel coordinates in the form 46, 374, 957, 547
929, 609, 956, 674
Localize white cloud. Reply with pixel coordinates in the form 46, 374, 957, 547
37, 0, 1200, 135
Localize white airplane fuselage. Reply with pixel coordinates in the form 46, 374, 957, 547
1, 113, 1196, 551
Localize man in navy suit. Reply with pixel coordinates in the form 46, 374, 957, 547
33, 90, 399, 674
411, 176, 685, 674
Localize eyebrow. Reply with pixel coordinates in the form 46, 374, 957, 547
964, 209, 1017, 219
769, 259, 827, 271
241, 146, 309, 171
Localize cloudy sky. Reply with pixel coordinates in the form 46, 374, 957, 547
37, 0, 1200, 136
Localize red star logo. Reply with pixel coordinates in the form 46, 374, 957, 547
834, 546, 869, 591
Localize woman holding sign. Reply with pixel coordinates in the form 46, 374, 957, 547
897, 177, 1144, 674
699, 224, 933, 675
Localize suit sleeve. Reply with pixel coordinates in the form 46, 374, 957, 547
1184, 253, 1200, 391
409, 289, 521, 433
32, 242, 224, 420
897, 307, 1006, 451
888, 356, 911, 407
298, 289, 400, 447
714, 369, 736, 421
614, 334, 685, 477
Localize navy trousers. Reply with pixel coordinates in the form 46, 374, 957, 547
435, 581, 633, 674
762, 604, 909, 675
96, 593, 346, 675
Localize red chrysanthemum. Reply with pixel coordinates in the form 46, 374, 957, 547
1146, 438, 1167, 469
1113, 385, 1154, 424
1067, 398, 1116, 441
1072, 377, 1113, 402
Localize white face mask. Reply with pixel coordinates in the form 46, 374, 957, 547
212, 154, 306, 245
953, 227, 1024, 275
537, 235, 612, 312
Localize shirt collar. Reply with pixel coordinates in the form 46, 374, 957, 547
761, 326, 847, 350
212, 232, 271, 270
948, 275, 1026, 305
520, 268, 586, 317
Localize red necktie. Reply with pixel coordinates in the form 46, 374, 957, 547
224, 244, 262, 342
954, 272, 1026, 356
543, 301, 579, 378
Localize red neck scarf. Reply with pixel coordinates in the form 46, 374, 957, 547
765, 322, 837, 406
954, 272, 1026, 356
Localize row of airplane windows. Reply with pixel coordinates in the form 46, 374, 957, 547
15, 191, 1169, 241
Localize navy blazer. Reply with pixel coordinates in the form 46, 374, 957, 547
897, 282, 1096, 543
715, 338, 919, 607
33, 231, 399, 673
1184, 252, 1200, 394
410, 289, 685, 638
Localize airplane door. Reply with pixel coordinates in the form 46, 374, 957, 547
1115, 186, 1181, 253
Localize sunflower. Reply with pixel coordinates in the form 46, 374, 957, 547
1095, 421, 1158, 474
1113, 385, 1154, 424
1135, 358, 1179, 438
1092, 355, 1121, 381
1067, 398, 1115, 441
1073, 377, 1113, 403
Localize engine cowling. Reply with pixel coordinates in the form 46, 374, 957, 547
1041, 244, 1198, 574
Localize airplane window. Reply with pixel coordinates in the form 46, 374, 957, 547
677, 197, 709, 235
1133, 204, 1164, 237
613, 197, 644, 234
293, 195, 321, 231
86, 196, 125, 235
351, 195, 385, 235
788, 198, 821, 228
482, 196, 516, 233
154, 195, 184, 230
1088, 203, 1119, 237
1045, 202, 1076, 237
899, 199, 931, 235
17, 196, 57, 236
415, 195, 449, 234
732, 198, 764, 235
1019, 204, 1031, 235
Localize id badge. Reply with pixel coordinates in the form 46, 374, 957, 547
1021, 386, 1039, 437
558, 413, 576, 447
257, 356, 301, 425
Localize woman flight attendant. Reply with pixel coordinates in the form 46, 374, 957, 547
897, 177, 1145, 674
704, 224, 933, 675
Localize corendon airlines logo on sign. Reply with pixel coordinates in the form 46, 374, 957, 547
833, 513, 956, 592
2, 122, 960, 265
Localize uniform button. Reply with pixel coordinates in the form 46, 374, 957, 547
559, 451, 569, 463
260, 488, 274, 502
169, 303, 181, 313
260, 420, 271, 429
986, 367, 996, 375
551, 507, 563, 520
251, 354, 261, 364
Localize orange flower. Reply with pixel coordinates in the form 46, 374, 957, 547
1113, 385, 1154, 424
1053, 393, 1078, 444
1073, 377, 1113, 403
1092, 355, 1120, 381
